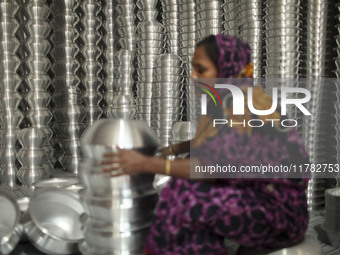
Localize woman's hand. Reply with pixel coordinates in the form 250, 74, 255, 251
100, 149, 150, 176
157, 145, 174, 158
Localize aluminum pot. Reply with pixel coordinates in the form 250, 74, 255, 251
79, 189, 158, 222
79, 159, 155, 196
80, 119, 159, 159
83, 224, 150, 250
0, 192, 23, 255
24, 188, 84, 255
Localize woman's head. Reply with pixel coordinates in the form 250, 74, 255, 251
190, 34, 252, 79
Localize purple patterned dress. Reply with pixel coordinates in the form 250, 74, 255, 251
145, 35, 309, 255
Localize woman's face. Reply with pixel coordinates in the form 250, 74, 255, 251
190, 45, 218, 79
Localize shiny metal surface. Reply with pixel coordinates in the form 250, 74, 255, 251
171, 121, 196, 141
17, 166, 49, 187
81, 119, 159, 159
0, 192, 23, 255
83, 225, 150, 251
33, 178, 79, 190
324, 187, 340, 233
18, 128, 52, 148
25, 189, 84, 255
80, 189, 158, 224
79, 159, 155, 197
79, 240, 144, 255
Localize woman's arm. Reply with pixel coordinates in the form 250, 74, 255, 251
101, 149, 202, 179
158, 140, 191, 158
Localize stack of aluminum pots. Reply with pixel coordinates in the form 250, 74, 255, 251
50, 0, 85, 175
264, 0, 301, 79
301, 0, 338, 210
303, 79, 327, 211
337, 2, 340, 78
236, 0, 263, 78
264, 0, 301, 132
194, 0, 223, 42
222, 0, 238, 36
151, 54, 186, 147
178, 0, 195, 64
336, 3, 340, 177
301, 0, 337, 78
136, 0, 158, 22
112, 49, 137, 120
16, 0, 54, 187
116, 0, 136, 52
79, 119, 159, 255
0, 1, 22, 187
136, 2, 167, 126
81, 0, 103, 126
103, 0, 115, 117
161, 0, 179, 54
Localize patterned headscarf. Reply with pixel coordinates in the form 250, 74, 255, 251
215, 34, 253, 78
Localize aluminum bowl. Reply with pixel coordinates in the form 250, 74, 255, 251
24, 189, 84, 255
171, 121, 196, 141
79, 189, 158, 223
0, 192, 23, 255
33, 178, 79, 190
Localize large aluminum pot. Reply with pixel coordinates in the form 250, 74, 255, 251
79, 189, 158, 222
79, 159, 155, 196
24, 188, 84, 255
80, 119, 159, 159
0, 192, 23, 255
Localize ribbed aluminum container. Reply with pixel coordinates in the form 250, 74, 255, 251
16, 0, 54, 187
0, 1, 21, 187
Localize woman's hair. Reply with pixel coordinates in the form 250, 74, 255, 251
195, 35, 219, 69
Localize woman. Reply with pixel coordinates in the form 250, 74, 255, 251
101, 35, 309, 255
